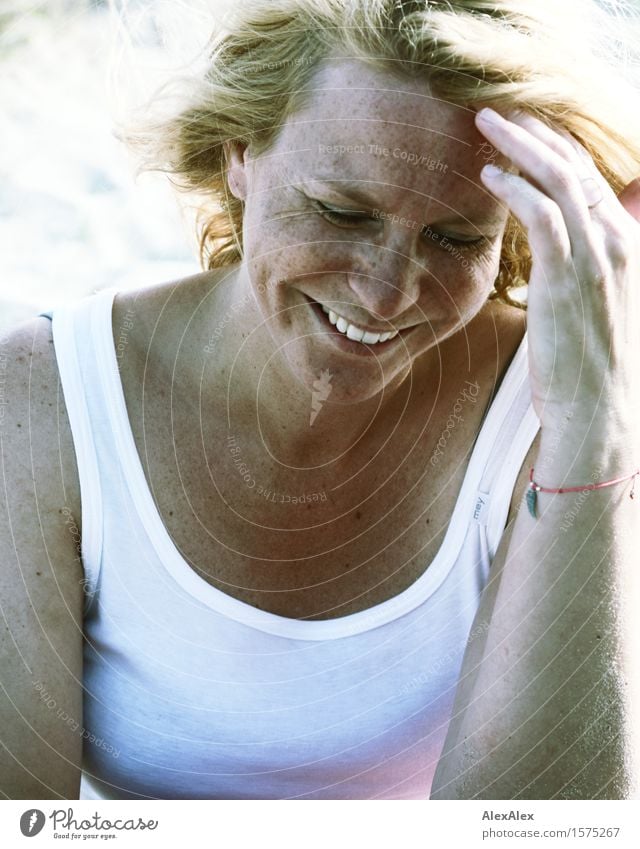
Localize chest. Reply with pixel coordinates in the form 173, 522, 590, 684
125, 392, 490, 620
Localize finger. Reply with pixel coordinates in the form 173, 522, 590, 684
518, 117, 640, 265
475, 108, 596, 256
507, 112, 581, 164
556, 129, 620, 205
507, 113, 619, 211
558, 131, 640, 258
618, 176, 640, 223
480, 164, 572, 265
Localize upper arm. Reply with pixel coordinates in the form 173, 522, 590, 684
0, 316, 84, 799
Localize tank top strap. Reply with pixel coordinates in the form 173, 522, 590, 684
39, 290, 119, 614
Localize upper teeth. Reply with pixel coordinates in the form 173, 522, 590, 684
320, 305, 398, 344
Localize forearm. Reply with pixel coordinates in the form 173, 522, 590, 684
431, 427, 640, 799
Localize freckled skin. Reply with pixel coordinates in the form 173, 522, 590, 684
222, 56, 510, 459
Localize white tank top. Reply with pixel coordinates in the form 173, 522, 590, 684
41, 287, 539, 800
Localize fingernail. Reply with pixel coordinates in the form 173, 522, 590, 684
477, 107, 502, 124
482, 164, 503, 178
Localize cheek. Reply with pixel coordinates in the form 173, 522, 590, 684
244, 206, 345, 287
426, 246, 501, 315
247, 240, 334, 294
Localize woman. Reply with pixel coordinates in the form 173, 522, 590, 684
1, 0, 639, 800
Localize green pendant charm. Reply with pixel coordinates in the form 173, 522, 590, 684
526, 486, 538, 518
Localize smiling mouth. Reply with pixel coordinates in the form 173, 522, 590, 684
320, 303, 400, 344
304, 295, 415, 351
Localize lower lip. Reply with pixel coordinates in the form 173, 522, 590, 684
304, 296, 407, 355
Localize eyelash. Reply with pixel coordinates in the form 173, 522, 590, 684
312, 200, 371, 227
313, 200, 489, 249
422, 229, 487, 250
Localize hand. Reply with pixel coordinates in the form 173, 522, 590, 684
474, 107, 640, 442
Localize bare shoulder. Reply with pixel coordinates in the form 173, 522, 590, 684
0, 316, 83, 798
0, 315, 81, 519
112, 268, 229, 329
437, 295, 527, 389
477, 296, 527, 364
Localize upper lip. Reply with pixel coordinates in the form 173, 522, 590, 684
307, 296, 417, 334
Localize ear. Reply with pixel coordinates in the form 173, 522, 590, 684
224, 140, 250, 201
618, 176, 640, 223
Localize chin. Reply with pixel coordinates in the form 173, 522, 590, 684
284, 341, 410, 406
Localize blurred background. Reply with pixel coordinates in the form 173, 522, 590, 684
0, 0, 235, 332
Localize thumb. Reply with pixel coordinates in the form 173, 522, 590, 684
618, 176, 640, 222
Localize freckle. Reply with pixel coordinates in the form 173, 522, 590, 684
36, 571, 41, 576
426, 518, 430, 524
356, 511, 361, 519
596, 634, 601, 639
17, 423, 21, 428
169, 511, 174, 516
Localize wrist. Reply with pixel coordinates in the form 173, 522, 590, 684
534, 424, 639, 489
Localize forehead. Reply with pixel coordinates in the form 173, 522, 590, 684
262, 57, 505, 220
300, 57, 475, 139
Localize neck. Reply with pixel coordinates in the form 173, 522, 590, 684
197, 265, 436, 471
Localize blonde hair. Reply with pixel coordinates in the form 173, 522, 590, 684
124, 0, 640, 307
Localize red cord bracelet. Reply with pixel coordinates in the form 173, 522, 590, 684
527, 467, 639, 518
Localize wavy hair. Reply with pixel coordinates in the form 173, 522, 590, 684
123, 0, 640, 307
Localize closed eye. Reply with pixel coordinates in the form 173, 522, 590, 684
312, 200, 372, 227
422, 227, 488, 249
313, 196, 493, 248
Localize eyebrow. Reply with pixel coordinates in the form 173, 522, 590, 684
300, 178, 505, 227
300, 178, 378, 206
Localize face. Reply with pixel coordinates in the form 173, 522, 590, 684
226, 57, 510, 403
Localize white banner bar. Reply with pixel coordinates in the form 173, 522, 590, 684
1, 800, 639, 848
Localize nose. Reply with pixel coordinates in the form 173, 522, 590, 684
346, 243, 423, 322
